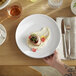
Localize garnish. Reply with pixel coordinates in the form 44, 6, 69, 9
32, 48, 36, 52
29, 35, 31, 39
29, 34, 38, 44
41, 36, 45, 42
73, 2, 76, 8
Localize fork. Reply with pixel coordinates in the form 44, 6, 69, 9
66, 25, 71, 58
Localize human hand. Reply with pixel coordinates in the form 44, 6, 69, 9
43, 51, 63, 68
43, 51, 76, 76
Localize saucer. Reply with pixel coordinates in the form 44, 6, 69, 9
0, 24, 7, 45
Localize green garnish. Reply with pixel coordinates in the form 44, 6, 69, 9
73, 3, 76, 8
30, 34, 38, 43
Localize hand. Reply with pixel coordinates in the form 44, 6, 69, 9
43, 51, 76, 76
43, 51, 63, 68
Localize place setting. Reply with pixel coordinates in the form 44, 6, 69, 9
0, 0, 76, 66
15, 14, 60, 58
56, 0, 76, 60
15, 0, 63, 59
16, 0, 76, 59
56, 17, 76, 60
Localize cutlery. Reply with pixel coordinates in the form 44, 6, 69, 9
65, 24, 71, 58
61, 19, 67, 58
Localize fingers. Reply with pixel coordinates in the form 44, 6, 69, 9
54, 51, 61, 61
43, 51, 56, 60
54, 50, 58, 57
43, 58, 49, 64
43, 50, 58, 61
43, 58, 47, 62
54, 50, 58, 54
43, 56, 53, 66
44, 56, 51, 60
43, 57, 51, 64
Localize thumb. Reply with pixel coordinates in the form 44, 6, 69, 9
54, 51, 59, 59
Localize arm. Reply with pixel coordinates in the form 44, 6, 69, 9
43, 51, 76, 76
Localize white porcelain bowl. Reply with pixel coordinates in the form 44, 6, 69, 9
0, 0, 11, 10
0, 24, 7, 45
71, 0, 76, 15
16, 14, 60, 58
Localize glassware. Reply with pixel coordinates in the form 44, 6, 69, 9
48, 0, 63, 9
0, 3, 22, 23
30, 0, 37, 2
7, 3, 22, 18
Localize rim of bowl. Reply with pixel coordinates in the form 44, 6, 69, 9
0, 0, 11, 10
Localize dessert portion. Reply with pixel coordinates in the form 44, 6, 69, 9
29, 34, 41, 46
27, 27, 50, 52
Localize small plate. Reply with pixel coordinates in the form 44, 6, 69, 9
0, 24, 7, 45
71, 0, 76, 15
16, 14, 60, 58
0, 0, 11, 10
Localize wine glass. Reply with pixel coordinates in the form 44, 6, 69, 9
7, 2, 22, 18
48, 0, 63, 9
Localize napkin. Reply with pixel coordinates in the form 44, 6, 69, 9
56, 17, 76, 59
56, 17, 65, 59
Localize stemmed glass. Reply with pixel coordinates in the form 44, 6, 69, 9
48, 0, 63, 9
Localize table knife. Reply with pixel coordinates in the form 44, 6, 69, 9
61, 19, 67, 58
66, 25, 71, 58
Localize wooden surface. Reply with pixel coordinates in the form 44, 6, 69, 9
0, 66, 42, 76
0, 0, 76, 66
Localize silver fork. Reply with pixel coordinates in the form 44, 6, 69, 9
66, 25, 71, 58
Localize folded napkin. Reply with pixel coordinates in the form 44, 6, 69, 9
56, 17, 76, 59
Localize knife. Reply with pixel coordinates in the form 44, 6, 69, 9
66, 25, 71, 58
61, 19, 67, 58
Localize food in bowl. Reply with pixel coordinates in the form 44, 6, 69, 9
27, 27, 50, 52
0, 0, 6, 5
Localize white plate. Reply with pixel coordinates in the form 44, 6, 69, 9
0, 24, 7, 45
71, 0, 76, 15
16, 14, 60, 58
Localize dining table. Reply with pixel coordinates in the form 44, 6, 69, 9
0, 0, 76, 66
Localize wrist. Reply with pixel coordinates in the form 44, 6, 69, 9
53, 61, 67, 75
